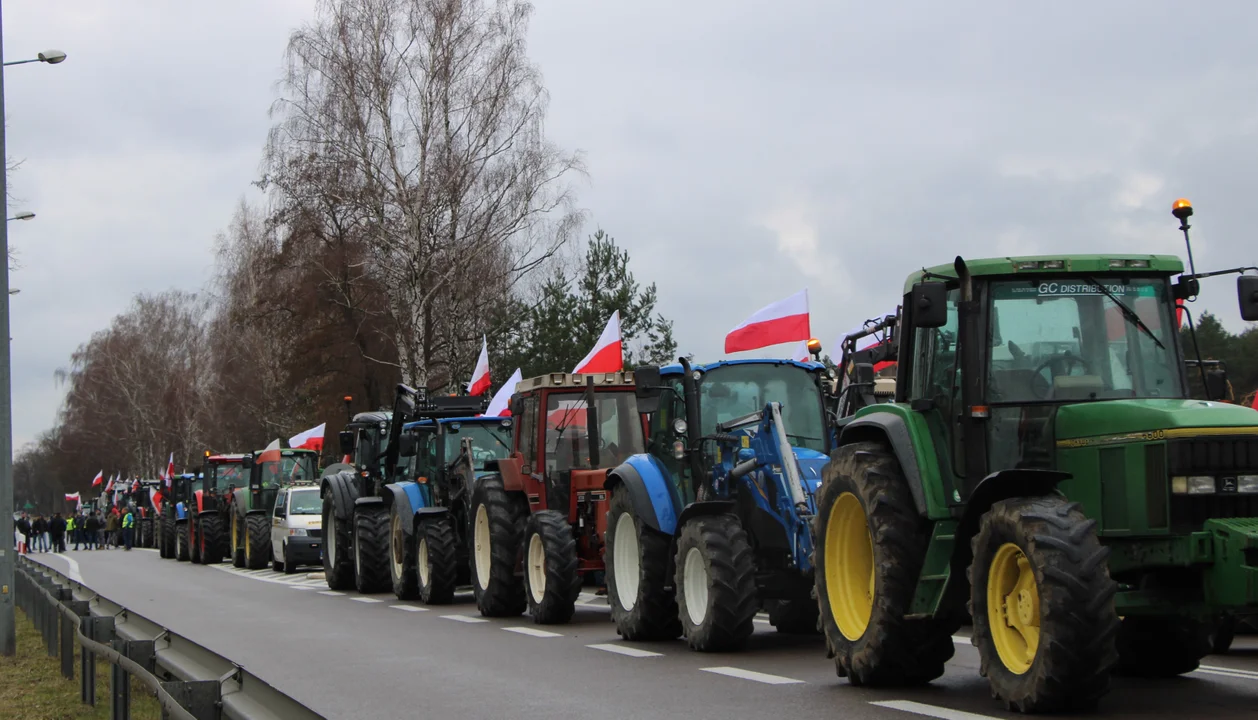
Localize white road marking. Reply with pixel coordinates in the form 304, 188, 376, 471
390, 605, 428, 612
1194, 664, 1258, 681
441, 614, 489, 623
700, 667, 804, 685
503, 626, 562, 638
870, 700, 1001, 720
318, 591, 345, 596
288, 586, 314, 590
350, 597, 383, 603
586, 643, 663, 657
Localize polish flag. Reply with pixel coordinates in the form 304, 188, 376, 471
131, 478, 140, 492
104, 474, 114, 493
150, 488, 162, 515
725, 289, 810, 354
468, 336, 491, 396
91, 470, 103, 487
164, 453, 175, 488
64, 492, 80, 502
573, 311, 623, 374
485, 368, 522, 417
289, 423, 326, 452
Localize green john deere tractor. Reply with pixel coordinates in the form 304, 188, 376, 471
229, 444, 319, 569
814, 199, 1258, 713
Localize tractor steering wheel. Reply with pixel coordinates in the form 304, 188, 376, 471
1030, 353, 1093, 399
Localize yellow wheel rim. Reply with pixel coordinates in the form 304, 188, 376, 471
825, 492, 875, 641
987, 543, 1040, 674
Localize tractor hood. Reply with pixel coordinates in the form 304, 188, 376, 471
1055, 398, 1258, 441
792, 447, 830, 494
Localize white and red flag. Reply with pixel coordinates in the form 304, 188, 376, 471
468, 336, 491, 396
131, 478, 140, 492
485, 368, 522, 417
572, 311, 623, 374
164, 453, 175, 488
64, 492, 80, 502
91, 470, 103, 487
104, 474, 114, 493
289, 423, 326, 452
725, 289, 810, 354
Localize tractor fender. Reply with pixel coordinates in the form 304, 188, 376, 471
321, 462, 355, 478
839, 414, 929, 516
321, 471, 360, 522
674, 500, 739, 537
382, 482, 422, 537
605, 455, 680, 534
231, 489, 247, 518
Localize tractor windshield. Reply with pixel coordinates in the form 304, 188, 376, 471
545, 391, 645, 472
287, 489, 322, 515
443, 422, 512, 471
987, 276, 1183, 403
698, 364, 827, 452
257, 454, 317, 488
208, 462, 246, 491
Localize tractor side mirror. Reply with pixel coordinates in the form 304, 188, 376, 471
338, 431, 355, 456
1205, 367, 1230, 402
508, 397, 522, 417
912, 281, 949, 328
398, 433, 417, 458
853, 362, 875, 387
241, 454, 254, 469
1238, 275, 1258, 321
633, 365, 662, 414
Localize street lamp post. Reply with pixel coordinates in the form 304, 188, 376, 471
0, 3, 66, 656
5, 212, 33, 222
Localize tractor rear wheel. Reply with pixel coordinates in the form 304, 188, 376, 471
469, 474, 527, 617
970, 496, 1120, 713
767, 599, 820, 635
230, 513, 246, 567
159, 517, 172, 558
189, 520, 202, 564
606, 485, 681, 641
523, 510, 580, 625
199, 516, 224, 565
389, 504, 419, 600
353, 506, 390, 593
322, 491, 354, 590
1115, 616, 1213, 677
245, 514, 270, 570
418, 515, 458, 605
176, 521, 190, 561
814, 441, 959, 686
674, 514, 757, 652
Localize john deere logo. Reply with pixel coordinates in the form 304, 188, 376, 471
1220, 476, 1237, 493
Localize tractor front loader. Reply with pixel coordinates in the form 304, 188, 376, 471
813, 199, 1258, 713
605, 357, 835, 651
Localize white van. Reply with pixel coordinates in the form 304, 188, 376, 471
270, 484, 322, 574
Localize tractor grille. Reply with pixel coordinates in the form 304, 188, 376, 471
1168, 435, 1258, 532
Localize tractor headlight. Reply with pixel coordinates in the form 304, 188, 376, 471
288, 528, 307, 537
1238, 475, 1258, 494
1172, 475, 1216, 494
672, 418, 687, 435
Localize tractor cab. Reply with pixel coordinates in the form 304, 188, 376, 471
399, 412, 511, 508
336, 410, 393, 486
199, 453, 249, 515
243, 446, 318, 515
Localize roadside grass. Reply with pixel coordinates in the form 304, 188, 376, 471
0, 606, 161, 719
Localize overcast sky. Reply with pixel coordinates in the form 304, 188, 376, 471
6, 0, 1257, 449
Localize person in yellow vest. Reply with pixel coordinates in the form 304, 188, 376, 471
67, 515, 78, 551
121, 507, 135, 551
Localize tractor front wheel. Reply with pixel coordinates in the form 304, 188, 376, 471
1115, 616, 1213, 677
418, 515, 458, 605
469, 475, 527, 617
199, 516, 224, 565
606, 485, 681, 641
522, 510, 580, 625
970, 496, 1120, 713
389, 505, 419, 600
322, 491, 354, 590
354, 506, 390, 593
176, 521, 189, 561
814, 441, 958, 687
189, 520, 202, 564
674, 514, 757, 652
245, 514, 271, 570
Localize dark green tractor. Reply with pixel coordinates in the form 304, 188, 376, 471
229, 445, 319, 569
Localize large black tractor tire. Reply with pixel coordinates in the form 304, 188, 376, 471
814, 441, 960, 687
469, 474, 528, 617
522, 510, 581, 625
388, 504, 419, 600
605, 485, 681, 641
970, 496, 1120, 713
673, 513, 758, 652
230, 513, 246, 568
418, 515, 458, 605
1209, 615, 1237, 655
322, 489, 355, 590
198, 516, 225, 565
1115, 616, 1213, 677
159, 517, 173, 558
767, 598, 820, 635
164, 517, 177, 558
176, 521, 190, 562
189, 520, 202, 564
353, 506, 391, 594
245, 514, 271, 570
138, 518, 152, 548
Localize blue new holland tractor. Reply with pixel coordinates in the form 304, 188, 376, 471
382, 410, 513, 603
604, 356, 835, 651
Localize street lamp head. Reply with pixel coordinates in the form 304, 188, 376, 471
11, 211, 34, 221
37, 50, 67, 64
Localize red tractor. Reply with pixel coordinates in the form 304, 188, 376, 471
470, 371, 649, 624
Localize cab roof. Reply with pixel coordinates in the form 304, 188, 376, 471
402, 416, 508, 431
350, 410, 392, 426
902, 254, 1185, 294
659, 358, 823, 375
207, 454, 248, 463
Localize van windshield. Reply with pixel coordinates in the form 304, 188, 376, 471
287, 490, 321, 515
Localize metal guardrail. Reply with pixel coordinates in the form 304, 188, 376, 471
14, 554, 327, 720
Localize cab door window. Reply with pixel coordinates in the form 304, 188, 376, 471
908, 288, 964, 479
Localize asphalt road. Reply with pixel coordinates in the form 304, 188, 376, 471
25, 548, 1258, 720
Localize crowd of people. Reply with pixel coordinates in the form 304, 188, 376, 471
13, 505, 138, 553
